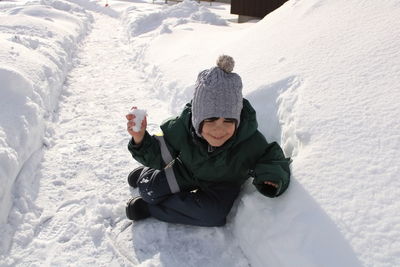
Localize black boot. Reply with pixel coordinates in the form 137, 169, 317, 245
127, 166, 145, 188
126, 197, 151, 221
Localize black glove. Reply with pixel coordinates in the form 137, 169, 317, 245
253, 180, 282, 198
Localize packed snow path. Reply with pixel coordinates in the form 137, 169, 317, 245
6, 11, 249, 266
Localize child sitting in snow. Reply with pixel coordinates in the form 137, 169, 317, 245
125, 55, 291, 227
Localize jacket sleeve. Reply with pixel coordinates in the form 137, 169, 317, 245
252, 142, 291, 198
128, 113, 186, 170
127, 131, 165, 170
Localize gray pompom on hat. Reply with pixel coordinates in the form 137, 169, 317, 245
192, 55, 243, 136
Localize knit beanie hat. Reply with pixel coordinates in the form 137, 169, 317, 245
192, 55, 243, 136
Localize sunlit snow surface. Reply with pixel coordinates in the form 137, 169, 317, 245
1, 0, 399, 266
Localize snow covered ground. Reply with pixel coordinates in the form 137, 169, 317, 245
1, 0, 400, 266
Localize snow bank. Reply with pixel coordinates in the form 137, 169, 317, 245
123, 0, 400, 266
123, 0, 226, 38
61, 0, 120, 17
0, 0, 92, 225
228, 1, 400, 266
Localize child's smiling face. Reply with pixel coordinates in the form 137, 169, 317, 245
201, 117, 236, 147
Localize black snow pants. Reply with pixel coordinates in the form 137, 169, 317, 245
137, 167, 241, 227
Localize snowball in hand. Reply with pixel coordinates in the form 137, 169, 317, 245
129, 109, 147, 132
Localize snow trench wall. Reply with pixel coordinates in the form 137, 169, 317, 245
231, 78, 362, 267
230, 77, 302, 267
0, 0, 92, 225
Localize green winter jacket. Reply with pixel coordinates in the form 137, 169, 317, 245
128, 99, 291, 197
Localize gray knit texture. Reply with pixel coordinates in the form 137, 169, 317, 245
192, 64, 243, 136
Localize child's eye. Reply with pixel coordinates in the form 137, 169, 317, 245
204, 117, 219, 122
224, 119, 236, 123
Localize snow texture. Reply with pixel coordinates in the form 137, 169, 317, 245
0, 0, 93, 225
1, 0, 400, 266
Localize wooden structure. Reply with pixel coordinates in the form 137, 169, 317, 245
231, 0, 287, 21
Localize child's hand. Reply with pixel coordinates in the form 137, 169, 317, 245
264, 181, 279, 188
126, 106, 147, 145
